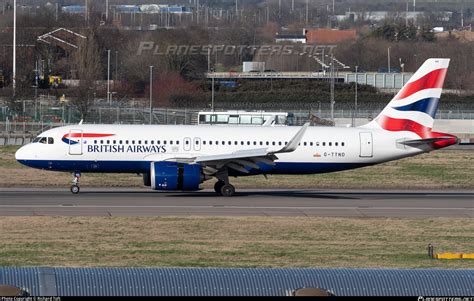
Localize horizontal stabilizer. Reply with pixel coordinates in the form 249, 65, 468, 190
400, 136, 456, 146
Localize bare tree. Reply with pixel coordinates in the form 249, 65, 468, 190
71, 31, 102, 119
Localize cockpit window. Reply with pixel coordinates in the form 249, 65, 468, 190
33, 137, 41, 143
48, 137, 54, 144
39, 137, 47, 144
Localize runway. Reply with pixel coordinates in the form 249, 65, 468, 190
0, 188, 473, 217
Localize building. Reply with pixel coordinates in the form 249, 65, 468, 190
305, 29, 357, 45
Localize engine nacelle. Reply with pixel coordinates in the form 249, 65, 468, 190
150, 161, 202, 191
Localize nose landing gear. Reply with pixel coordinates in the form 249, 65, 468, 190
70, 171, 81, 194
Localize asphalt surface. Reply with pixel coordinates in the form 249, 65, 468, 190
0, 188, 472, 217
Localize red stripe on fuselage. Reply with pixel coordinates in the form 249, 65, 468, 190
66, 133, 115, 138
395, 68, 447, 100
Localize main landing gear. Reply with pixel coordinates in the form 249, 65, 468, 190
70, 171, 81, 194
214, 169, 236, 197
214, 180, 235, 197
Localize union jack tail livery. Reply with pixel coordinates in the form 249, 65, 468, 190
364, 58, 457, 148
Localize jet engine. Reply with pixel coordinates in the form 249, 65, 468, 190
150, 161, 203, 191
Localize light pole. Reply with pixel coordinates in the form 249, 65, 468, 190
353, 66, 358, 127
330, 54, 335, 124
12, 0, 16, 95
149, 66, 153, 124
115, 50, 118, 84
105, 0, 109, 21
207, 46, 210, 73
107, 49, 111, 105
211, 67, 215, 112
387, 47, 391, 73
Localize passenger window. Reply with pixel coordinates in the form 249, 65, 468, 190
157, 140, 161, 144
322, 142, 326, 146
150, 140, 154, 144
144, 140, 148, 145
176, 141, 179, 145
203, 141, 206, 145
113, 140, 116, 144
119, 140, 123, 144
126, 140, 129, 144
241, 141, 244, 145
107, 140, 110, 144
272, 142, 275, 146
170, 141, 174, 145
278, 142, 282, 146
234, 141, 238, 145
228, 141, 231, 145
260, 142, 263, 145
164, 140, 167, 144
310, 142, 313, 146
329, 142, 332, 146
335, 142, 338, 146
316, 142, 319, 146
94, 140, 97, 144
132, 140, 135, 144
195, 140, 199, 145
48, 137, 54, 144
247, 141, 251, 145
253, 141, 256, 145
210, 141, 213, 145
138, 140, 141, 144
266, 142, 269, 146
342, 142, 345, 146
100, 140, 104, 144
304, 142, 307, 146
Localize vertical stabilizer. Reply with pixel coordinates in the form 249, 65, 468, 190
363, 58, 449, 138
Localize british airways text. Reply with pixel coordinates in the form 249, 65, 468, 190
87, 144, 167, 153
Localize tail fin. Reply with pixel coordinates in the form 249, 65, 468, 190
363, 58, 449, 138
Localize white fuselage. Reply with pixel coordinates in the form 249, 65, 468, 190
15, 124, 426, 175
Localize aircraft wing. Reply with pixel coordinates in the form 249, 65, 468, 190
192, 123, 310, 174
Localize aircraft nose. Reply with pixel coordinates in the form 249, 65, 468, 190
15, 144, 32, 163
15, 145, 26, 161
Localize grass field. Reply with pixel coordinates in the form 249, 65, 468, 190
0, 217, 473, 268
1, 146, 473, 189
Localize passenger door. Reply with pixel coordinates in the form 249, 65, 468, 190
68, 129, 83, 155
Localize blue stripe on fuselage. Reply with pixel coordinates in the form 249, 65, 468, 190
17, 159, 373, 175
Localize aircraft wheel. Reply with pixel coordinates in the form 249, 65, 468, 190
70, 185, 80, 194
220, 184, 235, 197
214, 181, 225, 195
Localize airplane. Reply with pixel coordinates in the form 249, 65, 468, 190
15, 58, 458, 197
